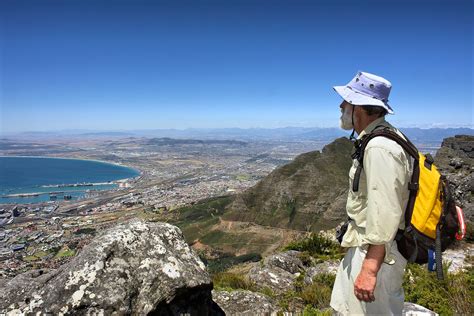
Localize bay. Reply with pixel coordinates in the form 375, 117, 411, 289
0, 156, 140, 204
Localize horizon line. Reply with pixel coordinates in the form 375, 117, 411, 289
2, 124, 474, 136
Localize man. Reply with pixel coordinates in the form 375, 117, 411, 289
330, 71, 412, 315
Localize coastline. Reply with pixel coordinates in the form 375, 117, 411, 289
0, 156, 143, 203
0, 155, 143, 180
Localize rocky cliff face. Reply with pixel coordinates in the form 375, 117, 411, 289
225, 137, 353, 231
0, 220, 223, 315
435, 135, 474, 222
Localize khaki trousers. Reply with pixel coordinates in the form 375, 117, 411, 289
330, 242, 407, 315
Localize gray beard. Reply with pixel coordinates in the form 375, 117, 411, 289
339, 114, 353, 130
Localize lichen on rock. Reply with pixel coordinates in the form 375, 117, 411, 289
0, 219, 222, 315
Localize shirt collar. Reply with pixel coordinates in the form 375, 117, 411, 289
357, 117, 388, 140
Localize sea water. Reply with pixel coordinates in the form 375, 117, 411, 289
0, 156, 140, 204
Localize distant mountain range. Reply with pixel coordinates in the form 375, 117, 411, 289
4, 127, 473, 143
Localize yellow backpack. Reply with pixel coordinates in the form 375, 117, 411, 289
352, 128, 461, 280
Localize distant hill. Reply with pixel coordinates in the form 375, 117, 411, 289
223, 137, 353, 231
400, 128, 474, 142
5, 127, 472, 143
145, 138, 247, 146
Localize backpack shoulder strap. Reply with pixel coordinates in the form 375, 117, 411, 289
352, 128, 419, 192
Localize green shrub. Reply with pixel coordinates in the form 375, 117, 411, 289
259, 286, 277, 298
212, 272, 256, 291
297, 251, 314, 266
403, 264, 473, 315
302, 305, 332, 316
284, 233, 342, 259
54, 247, 75, 258
206, 252, 262, 274
300, 273, 336, 309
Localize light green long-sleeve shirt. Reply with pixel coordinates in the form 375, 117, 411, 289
341, 117, 413, 264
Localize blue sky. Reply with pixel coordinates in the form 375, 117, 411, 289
1, 0, 472, 133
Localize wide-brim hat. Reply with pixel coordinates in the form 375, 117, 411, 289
333, 71, 394, 114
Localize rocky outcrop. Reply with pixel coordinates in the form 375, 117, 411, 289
262, 250, 305, 274
0, 219, 223, 315
439, 135, 474, 159
213, 290, 281, 315
246, 250, 337, 295
248, 263, 298, 295
442, 243, 474, 273
225, 137, 353, 231
435, 135, 474, 222
303, 261, 340, 285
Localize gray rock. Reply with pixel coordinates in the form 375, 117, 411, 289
213, 290, 281, 315
403, 302, 438, 315
442, 244, 474, 273
303, 261, 339, 285
435, 135, 474, 222
0, 219, 223, 315
449, 158, 464, 169
263, 250, 305, 274
248, 265, 297, 294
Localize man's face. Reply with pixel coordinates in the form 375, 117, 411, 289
339, 101, 354, 130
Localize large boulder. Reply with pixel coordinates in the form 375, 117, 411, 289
246, 251, 307, 295
0, 219, 223, 315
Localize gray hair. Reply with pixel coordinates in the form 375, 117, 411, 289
360, 105, 388, 117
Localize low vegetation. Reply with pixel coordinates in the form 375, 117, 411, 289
403, 263, 473, 315
54, 246, 75, 258
204, 252, 261, 274
300, 273, 336, 309
283, 233, 344, 260
23, 250, 50, 262
211, 230, 473, 315
175, 195, 233, 226
212, 272, 256, 292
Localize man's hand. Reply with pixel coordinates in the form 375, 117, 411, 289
354, 267, 377, 302
354, 244, 385, 302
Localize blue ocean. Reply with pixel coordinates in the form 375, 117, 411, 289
0, 157, 140, 204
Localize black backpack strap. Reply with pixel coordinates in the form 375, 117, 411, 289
435, 223, 444, 280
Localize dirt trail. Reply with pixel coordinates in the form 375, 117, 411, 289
212, 218, 308, 256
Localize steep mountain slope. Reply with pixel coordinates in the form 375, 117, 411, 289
224, 137, 353, 231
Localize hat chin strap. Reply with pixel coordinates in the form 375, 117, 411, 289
349, 104, 356, 141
